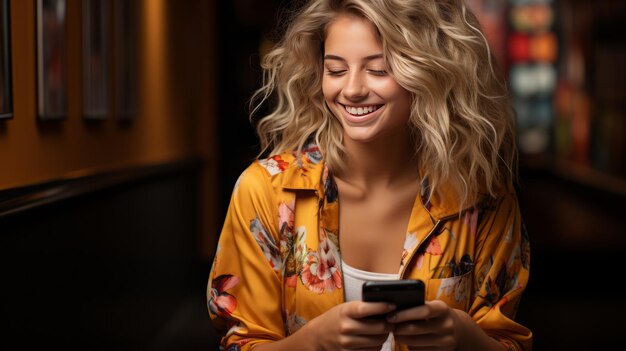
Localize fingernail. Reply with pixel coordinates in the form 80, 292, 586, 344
387, 303, 396, 311
387, 313, 396, 321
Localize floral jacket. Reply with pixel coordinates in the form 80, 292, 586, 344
207, 145, 533, 351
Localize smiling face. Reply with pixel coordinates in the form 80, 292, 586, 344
322, 13, 412, 145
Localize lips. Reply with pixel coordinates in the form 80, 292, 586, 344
338, 102, 384, 124
343, 104, 383, 116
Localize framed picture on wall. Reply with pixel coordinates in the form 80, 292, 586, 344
114, 0, 138, 120
0, 0, 13, 120
83, 0, 109, 120
36, 0, 68, 120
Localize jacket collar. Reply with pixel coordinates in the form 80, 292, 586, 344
279, 150, 472, 220
418, 176, 469, 220
280, 145, 326, 194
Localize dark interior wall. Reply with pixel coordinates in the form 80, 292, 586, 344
215, 0, 285, 221
515, 169, 626, 350
1, 165, 217, 350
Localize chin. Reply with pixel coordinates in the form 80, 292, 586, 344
342, 129, 380, 144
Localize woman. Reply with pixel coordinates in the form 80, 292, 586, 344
208, 0, 532, 350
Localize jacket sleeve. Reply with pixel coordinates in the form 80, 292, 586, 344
470, 190, 533, 351
207, 163, 285, 350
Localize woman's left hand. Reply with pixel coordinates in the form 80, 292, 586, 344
387, 300, 465, 351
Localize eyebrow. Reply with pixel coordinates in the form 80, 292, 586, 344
323, 53, 384, 62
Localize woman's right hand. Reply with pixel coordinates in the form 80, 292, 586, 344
303, 301, 396, 351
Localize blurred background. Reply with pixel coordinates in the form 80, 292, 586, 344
1, 0, 624, 350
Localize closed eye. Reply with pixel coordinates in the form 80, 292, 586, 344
367, 69, 388, 76
325, 69, 347, 76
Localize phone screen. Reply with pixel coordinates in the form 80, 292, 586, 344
362, 279, 425, 312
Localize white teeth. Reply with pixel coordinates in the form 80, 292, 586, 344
344, 105, 380, 116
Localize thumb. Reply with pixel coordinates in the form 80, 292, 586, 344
424, 300, 450, 318
346, 301, 396, 319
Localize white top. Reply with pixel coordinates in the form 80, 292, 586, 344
341, 259, 399, 351
342, 259, 399, 302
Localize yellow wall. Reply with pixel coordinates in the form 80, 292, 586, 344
1, 0, 218, 259
0, 0, 203, 190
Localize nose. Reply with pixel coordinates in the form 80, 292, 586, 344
343, 71, 368, 100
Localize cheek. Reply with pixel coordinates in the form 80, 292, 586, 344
397, 89, 413, 113
322, 79, 341, 102
384, 83, 412, 109
380, 83, 412, 119
321, 86, 329, 102
376, 80, 406, 99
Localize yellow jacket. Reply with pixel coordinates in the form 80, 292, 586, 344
208, 145, 532, 350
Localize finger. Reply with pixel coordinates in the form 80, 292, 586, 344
423, 300, 449, 318
392, 319, 437, 336
338, 333, 393, 349
339, 317, 395, 336
357, 318, 396, 335
387, 300, 449, 323
347, 301, 396, 320
395, 332, 456, 349
386, 304, 428, 323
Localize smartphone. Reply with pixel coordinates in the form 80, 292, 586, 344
362, 279, 425, 318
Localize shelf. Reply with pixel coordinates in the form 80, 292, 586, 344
551, 158, 626, 198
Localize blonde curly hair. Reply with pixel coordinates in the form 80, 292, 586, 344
251, 0, 517, 208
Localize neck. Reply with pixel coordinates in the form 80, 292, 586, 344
337, 132, 418, 189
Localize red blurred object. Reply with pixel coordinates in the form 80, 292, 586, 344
508, 33, 531, 62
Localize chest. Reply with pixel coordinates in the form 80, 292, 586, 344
338, 191, 418, 273
281, 192, 480, 331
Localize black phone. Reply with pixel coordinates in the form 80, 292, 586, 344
362, 279, 425, 318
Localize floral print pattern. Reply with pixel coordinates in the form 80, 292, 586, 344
436, 272, 471, 306
209, 274, 240, 319
296, 141, 322, 167
322, 166, 338, 203
300, 228, 342, 294
208, 148, 532, 351
284, 310, 308, 335
400, 232, 418, 267
278, 202, 342, 293
463, 207, 480, 236
250, 217, 282, 272
282, 222, 304, 291
258, 155, 289, 176
425, 236, 443, 255
433, 255, 474, 306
